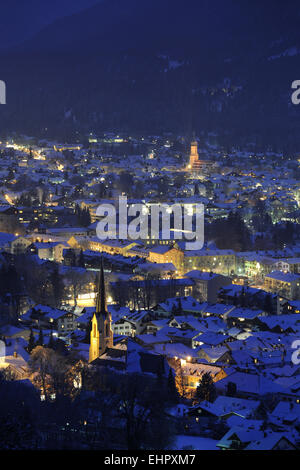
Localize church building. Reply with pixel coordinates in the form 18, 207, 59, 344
187, 139, 215, 174
89, 259, 113, 363
188, 140, 202, 171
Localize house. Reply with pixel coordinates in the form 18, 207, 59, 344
21, 305, 72, 331
245, 434, 297, 450
0, 232, 17, 252
153, 342, 198, 362
257, 314, 300, 334
276, 258, 300, 275
212, 395, 260, 418
184, 270, 232, 303
0, 338, 29, 380
0, 352, 29, 380
217, 427, 264, 450
10, 236, 32, 254
156, 296, 207, 317
194, 332, 230, 348
146, 319, 170, 335
215, 371, 287, 400
113, 318, 136, 337
197, 346, 233, 364
165, 327, 206, 349
31, 241, 68, 262
270, 401, 300, 426
174, 360, 227, 396
123, 310, 154, 335
201, 303, 236, 320
226, 307, 265, 330
57, 311, 78, 334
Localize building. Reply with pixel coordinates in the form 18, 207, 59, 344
89, 259, 114, 362
264, 271, 300, 301
184, 270, 232, 303
187, 140, 215, 174
10, 236, 32, 255
174, 359, 227, 397
57, 312, 78, 335
244, 255, 276, 280
188, 140, 202, 170
148, 245, 184, 271
276, 258, 300, 274
89, 238, 137, 256
30, 241, 68, 263
184, 249, 236, 276
226, 307, 266, 330
0, 205, 19, 229
113, 318, 136, 337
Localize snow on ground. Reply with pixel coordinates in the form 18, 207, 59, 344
172, 435, 219, 450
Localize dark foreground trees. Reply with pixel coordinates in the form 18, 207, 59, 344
0, 371, 40, 449
0, 358, 177, 449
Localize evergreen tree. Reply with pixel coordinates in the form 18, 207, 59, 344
27, 329, 35, 353
83, 208, 91, 227
176, 298, 183, 315
171, 304, 177, 317
167, 368, 178, 403
64, 249, 77, 266
48, 329, 55, 350
78, 249, 85, 268
226, 381, 237, 397
195, 372, 216, 403
50, 265, 64, 308
84, 319, 92, 343
37, 329, 44, 347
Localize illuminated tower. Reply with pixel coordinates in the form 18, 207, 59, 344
189, 140, 199, 167
89, 258, 113, 363
188, 139, 207, 172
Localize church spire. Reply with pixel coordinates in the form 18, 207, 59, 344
89, 257, 113, 362
96, 257, 107, 315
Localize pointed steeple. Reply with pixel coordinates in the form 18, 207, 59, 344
95, 257, 107, 315
90, 257, 113, 362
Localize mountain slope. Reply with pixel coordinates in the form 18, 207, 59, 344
0, 0, 101, 49
0, 0, 300, 145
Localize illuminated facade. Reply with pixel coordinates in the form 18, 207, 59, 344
188, 140, 202, 170
148, 245, 184, 271
187, 140, 215, 174
89, 259, 113, 362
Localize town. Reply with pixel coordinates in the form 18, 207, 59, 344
0, 132, 299, 450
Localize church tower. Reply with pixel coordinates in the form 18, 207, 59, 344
89, 258, 113, 363
187, 139, 205, 172
189, 140, 199, 167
